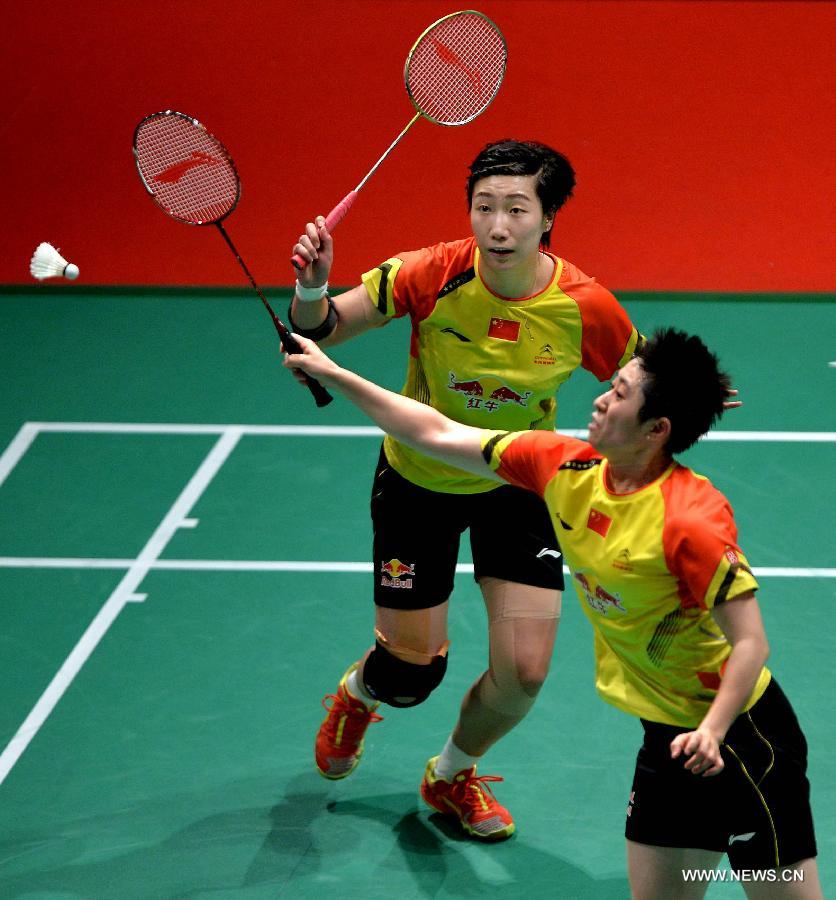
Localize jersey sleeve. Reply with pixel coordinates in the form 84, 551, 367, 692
360, 242, 465, 320
558, 263, 641, 380
481, 430, 598, 496
661, 474, 759, 611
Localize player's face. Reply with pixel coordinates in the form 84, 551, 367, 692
587, 359, 654, 453
470, 175, 551, 275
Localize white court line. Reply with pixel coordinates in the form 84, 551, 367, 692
0, 556, 834, 578
19, 421, 836, 441
0, 423, 39, 489
0, 427, 243, 787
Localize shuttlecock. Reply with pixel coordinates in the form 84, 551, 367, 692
29, 242, 79, 281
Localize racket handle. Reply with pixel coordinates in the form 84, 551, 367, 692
280, 331, 334, 407
305, 374, 335, 407
290, 190, 359, 270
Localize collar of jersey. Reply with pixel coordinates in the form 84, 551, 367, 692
599, 459, 679, 498
474, 246, 561, 303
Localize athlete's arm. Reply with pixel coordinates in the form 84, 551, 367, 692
283, 335, 500, 480
669, 591, 769, 776
290, 216, 388, 347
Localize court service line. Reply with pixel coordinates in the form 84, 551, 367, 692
0, 427, 243, 787
0, 557, 833, 579
20, 421, 836, 441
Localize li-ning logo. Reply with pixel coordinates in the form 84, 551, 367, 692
440, 327, 471, 342
728, 832, 756, 845
537, 548, 561, 560
431, 39, 482, 97
153, 151, 220, 185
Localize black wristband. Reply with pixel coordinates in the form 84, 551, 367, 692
287, 295, 338, 341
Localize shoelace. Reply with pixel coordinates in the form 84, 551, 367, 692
321, 693, 383, 740
450, 772, 504, 813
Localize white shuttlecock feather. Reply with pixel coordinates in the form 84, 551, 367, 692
30, 242, 79, 281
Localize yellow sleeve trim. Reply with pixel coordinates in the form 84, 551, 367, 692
618, 328, 644, 368
360, 257, 405, 319
707, 549, 759, 608
480, 430, 519, 471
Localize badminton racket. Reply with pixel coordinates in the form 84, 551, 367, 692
291, 9, 506, 268
133, 110, 333, 407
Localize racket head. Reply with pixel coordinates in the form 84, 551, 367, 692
133, 110, 240, 225
404, 10, 507, 126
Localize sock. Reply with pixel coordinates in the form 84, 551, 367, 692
434, 737, 480, 781
345, 668, 377, 708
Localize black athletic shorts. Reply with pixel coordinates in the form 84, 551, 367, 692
370, 446, 564, 610
625, 678, 817, 871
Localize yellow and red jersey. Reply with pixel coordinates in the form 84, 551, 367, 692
481, 429, 771, 727
361, 237, 640, 493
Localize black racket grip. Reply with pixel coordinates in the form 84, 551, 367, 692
280, 332, 334, 407
307, 375, 334, 407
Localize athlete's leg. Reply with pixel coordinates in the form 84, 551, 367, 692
741, 858, 822, 899
451, 576, 561, 756
315, 448, 460, 776
358, 602, 451, 706
626, 841, 722, 900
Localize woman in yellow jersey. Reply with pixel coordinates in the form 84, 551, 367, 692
283, 328, 821, 898
290, 141, 641, 840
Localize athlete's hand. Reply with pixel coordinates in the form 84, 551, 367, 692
723, 388, 742, 411
670, 727, 725, 777
292, 215, 333, 287
283, 333, 341, 384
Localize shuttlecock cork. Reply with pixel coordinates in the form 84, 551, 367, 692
30, 242, 79, 281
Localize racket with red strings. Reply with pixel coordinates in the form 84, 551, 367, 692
290, 9, 506, 268
133, 110, 333, 407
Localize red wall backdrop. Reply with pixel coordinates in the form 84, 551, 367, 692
3, 1, 833, 291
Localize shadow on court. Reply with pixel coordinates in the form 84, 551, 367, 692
0, 771, 630, 898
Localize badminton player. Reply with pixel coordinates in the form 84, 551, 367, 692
283, 328, 821, 896
290, 140, 641, 840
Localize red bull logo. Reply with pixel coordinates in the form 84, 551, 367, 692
448, 374, 483, 396
574, 572, 626, 615
488, 385, 530, 406
447, 372, 531, 410
380, 558, 415, 589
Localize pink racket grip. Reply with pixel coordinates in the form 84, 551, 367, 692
290, 190, 359, 270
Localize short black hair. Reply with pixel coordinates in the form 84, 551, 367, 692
635, 328, 732, 455
466, 140, 576, 248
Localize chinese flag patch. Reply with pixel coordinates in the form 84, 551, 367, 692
488, 317, 520, 341
587, 508, 612, 537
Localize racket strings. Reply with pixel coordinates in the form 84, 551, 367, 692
135, 114, 238, 224
407, 13, 506, 125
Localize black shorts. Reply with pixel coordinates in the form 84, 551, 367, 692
370, 446, 564, 610
625, 678, 817, 871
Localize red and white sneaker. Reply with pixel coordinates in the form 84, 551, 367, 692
315, 665, 383, 779
420, 755, 515, 840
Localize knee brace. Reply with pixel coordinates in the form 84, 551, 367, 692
363, 640, 448, 708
